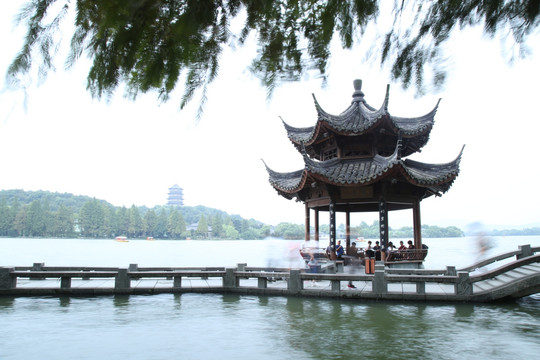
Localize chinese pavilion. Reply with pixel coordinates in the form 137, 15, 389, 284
265, 79, 463, 259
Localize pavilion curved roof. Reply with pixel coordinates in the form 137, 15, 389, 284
265, 145, 464, 199
282, 83, 439, 155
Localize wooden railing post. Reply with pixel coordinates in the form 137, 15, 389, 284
128, 264, 138, 272
32, 262, 45, 280
60, 277, 72, 289
258, 277, 268, 289
223, 268, 237, 288
331, 279, 341, 291
0, 267, 16, 289
115, 269, 130, 289
129, 263, 144, 280
517, 245, 532, 260
173, 276, 182, 289
373, 264, 387, 295
456, 272, 472, 296
288, 269, 303, 293
82, 270, 91, 280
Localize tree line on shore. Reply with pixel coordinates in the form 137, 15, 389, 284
0, 190, 471, 240
273, 222, 465, 240
0, 190, 270, 240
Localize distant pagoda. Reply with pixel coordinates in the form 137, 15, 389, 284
265, 79, 463, 258
167, 184, 184, 207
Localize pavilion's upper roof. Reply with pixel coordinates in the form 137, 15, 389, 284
282, 80, 439, 157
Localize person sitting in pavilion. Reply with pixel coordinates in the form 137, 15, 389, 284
406, 240, 415, 259
365, 240, 375, 259
385, 241, 396, 261
373, 241, 382, 261
349, 242, 359, 258
336, 240, 344, 260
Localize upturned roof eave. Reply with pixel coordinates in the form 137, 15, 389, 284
264, 145, 464, 196
313, 93, 389, 135
389, 98, 440, 137
398, 145, 465, 193
263, 159, 309, 194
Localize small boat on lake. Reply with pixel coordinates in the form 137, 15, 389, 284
115, 236, 128, 242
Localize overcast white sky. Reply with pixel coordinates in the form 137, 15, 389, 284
1, 3, 540, 231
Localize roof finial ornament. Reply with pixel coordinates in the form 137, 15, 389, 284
352, 79, 365, 103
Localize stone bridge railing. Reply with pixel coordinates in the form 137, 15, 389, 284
1, 245, 539, 302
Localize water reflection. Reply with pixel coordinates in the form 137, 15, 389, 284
59, 296, 71, 308
113, 295, 130, 308
517, 293, 540, 310
1, 293, 539, 360
453, 303, 475, 318
0, 296, 15, 310
258, 296, 269, 306
173, 293, 182, 310
274, 297, 540, 360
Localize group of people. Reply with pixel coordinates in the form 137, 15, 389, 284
347, 239, 416, 261
318, 238, 418, 262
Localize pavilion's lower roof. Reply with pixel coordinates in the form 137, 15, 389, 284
264, 146, 464, 201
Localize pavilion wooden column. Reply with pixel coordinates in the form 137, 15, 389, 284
413, 199, 422, 249
379, 199, 389, 248
304, 203, 310, 241
329, 202, 336, 260
345, 211, 351, 254
314, 209, 319, 241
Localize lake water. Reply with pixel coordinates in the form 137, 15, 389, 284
1, 236, 540, 360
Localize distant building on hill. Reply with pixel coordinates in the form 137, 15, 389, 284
167, 184, 184, 207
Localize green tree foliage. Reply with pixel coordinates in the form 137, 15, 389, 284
156, 208, 169, 238
488, 227, 540, 236
0, 198, 12, 236
332, 220, 464, 239
196, 215, 209, 237
0, 190, 99, 211
167, 208, 187, 239
211, 213, 224, 237
13, 207, 28, 236
115, 206, 129, 236
79, 198, 106, 237
52, 204, 75, 237
350, 221, 380, 238
273, 222, 304, 239
0, 190, 467, 239
128, 205, 143, 238
7, 1, 539, 111
223, 224, 240, 240
143, 209, 158, 237
26, 200, 47, 237
13, 207, 27, 237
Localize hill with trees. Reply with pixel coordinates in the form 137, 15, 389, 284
1, 189, 467, 240
0, 189, 269, 240
272, 221, 465, 240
